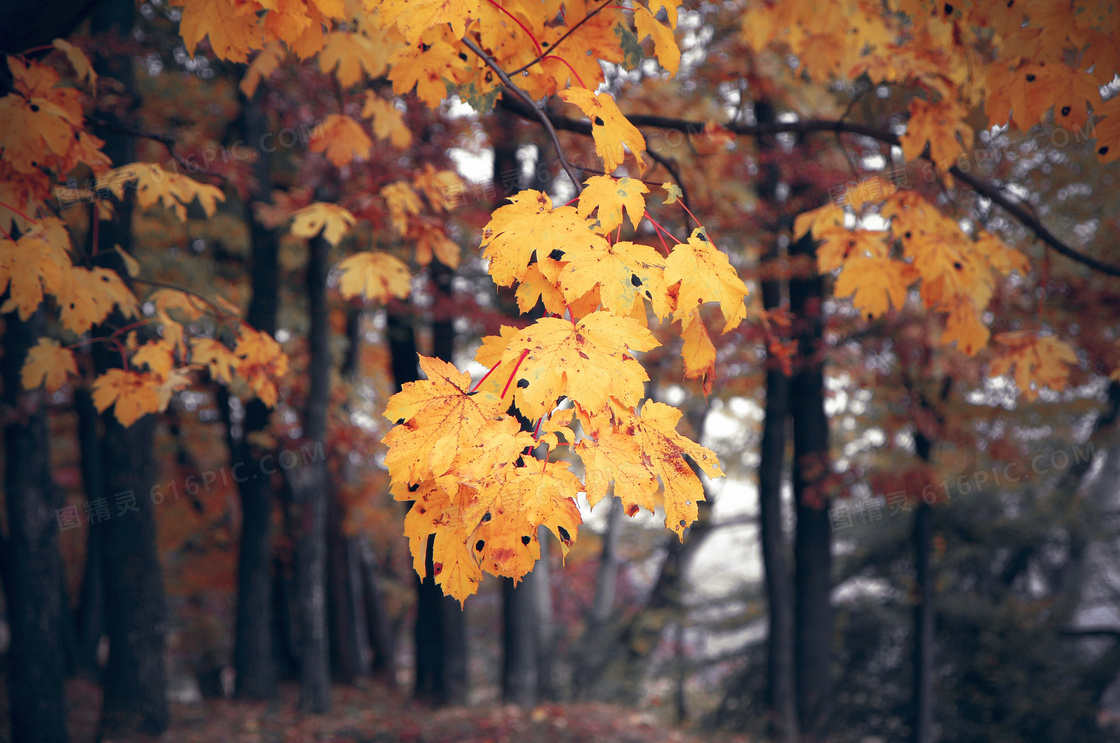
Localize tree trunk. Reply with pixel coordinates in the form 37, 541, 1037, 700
327, 496, 369, 681
759, 277, 798, 743
0, 310, 68, 743
74, 387, 106, 681
289, 232, 332, 713
910, 384, 946, 743
359, 538, 397, 681
91, 2, 170, 734
97, 413, 170, 738
502, 574, 540, 707
789, 233, 833, 741
232, 84, 281, 701
327, 307, 372, 683
573, 496, 623, 693
534, 525, 557, 701
911, 501, 934, 743
752, 96, 801, 742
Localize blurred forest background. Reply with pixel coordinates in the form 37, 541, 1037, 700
2, 1, 1120, 742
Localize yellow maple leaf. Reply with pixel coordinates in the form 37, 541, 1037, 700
59, 267, 140, 335
498, 311, 659, 419
388, 41, 469, 108
148, 288, 205, 320
336, 251, 411, 302
414, 223, 460, 269
0, 233, 72, 320
309, 114, 372, 167
480, 189, 603, 287
290, 201, 357, 246
580, 401, 723, 538
240, 42, 286, 97
900, 98, 973, 166
577, 175, 649, 234
793, 202, 848, 242
940, 298, 990, 356
475, 325, 519, 369
373, 0, 480, 45
412, 164, 462, 212
402, 483, 482, 602
816, 229, 890, 274
515, 265, 567, 315
234, 327, 289, 406
361, 92, 412, 149
382, 355, 506, 486
662, 181, 683, 205
190, 337, 238, 384
0, 93, 80, 173
320, 31, 390, 86
91, 368, 165, 426
559, 88, 647, 173
833, 255, 919, 318
681, 309, 716, 380
664, 231, 748, 332
634, 5, 680, 74
381, 181, 421, 234
538, 407, 576, 452
109, 163, 225, 220
52, 39, 97, 93
21, 338, 77, 392
557, 239, 669, 319
132, 340, 176, 379
989, 332, 1078, 401
177, 0, 263, 63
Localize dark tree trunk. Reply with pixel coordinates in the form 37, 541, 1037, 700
327, 307, 372, 683
752, 97, 800, 742
789, 233, 833, 741
74, 387, 106, 681
97, 413, 170, 738
359, 538, 397, 681
911, 501, 934, 743
327, 496, 369, 682
289, 233, 332, 713
232, 84, 281, 701
533, 526, 557, 701
759, 277, 798, 743
0, 311, 68, 743
910, 382, 946, 743
502, 575, 540, 707
90, 2, 170, 735
572, 497, 623, 694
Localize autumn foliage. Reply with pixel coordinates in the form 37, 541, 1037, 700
5, 0, 1120, 605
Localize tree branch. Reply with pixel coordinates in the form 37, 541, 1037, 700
497, 98, 1120, 278
508, 0, 614, 76
90, 116, 226, 179
1060, 627, 1120, 640
461, 38, 582, 195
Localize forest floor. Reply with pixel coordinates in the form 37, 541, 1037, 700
23, 677, 753, 743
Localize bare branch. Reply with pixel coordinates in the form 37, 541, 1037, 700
460, 37, 582, 195
497, 98, 1120, 278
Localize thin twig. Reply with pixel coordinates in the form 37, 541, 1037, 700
130, 277, 250, 327
90, 116, 226, 179
644, 145, 691, 228
508, 0, 614, 76
496, 97, 1120, 279
461, 37, 583, 195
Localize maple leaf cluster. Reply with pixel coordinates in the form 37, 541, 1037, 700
1, 46, 290, 424
382, 179, 744, 602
